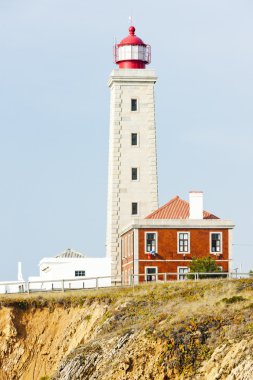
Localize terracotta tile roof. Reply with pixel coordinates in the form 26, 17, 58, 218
145, 196, 219, 220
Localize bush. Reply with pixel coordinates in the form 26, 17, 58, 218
188, 257, 224, 279
222, 296, 246, 304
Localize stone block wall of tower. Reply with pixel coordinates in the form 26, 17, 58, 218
106, 69, 159, 280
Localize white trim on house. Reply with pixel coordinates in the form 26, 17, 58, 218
177, 231, 190, 254
123, 259, 231, 268
136, 259, 230, 262
133, 229, 139, 284
120, 219, 235, 236
144, 231, 158, 254
210, 231, 223, 254
228, 229, 233, 272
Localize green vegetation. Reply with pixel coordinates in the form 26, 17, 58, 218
188, 256, 222, 279
222, 295, 246, 304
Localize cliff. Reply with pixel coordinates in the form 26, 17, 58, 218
1, 279, 253, 379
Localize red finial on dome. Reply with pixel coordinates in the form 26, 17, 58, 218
129, 26, 135, 35
114, 26, 151, 69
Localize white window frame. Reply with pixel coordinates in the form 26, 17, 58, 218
128, 233, 131, 257
145, 231, 158, 254
177, 232, 190, 254
121, 237, 125, 259
177, 266, 189, 280
210, 232, 223, 254
145, 266, 158, 281
131, 132, 139, 147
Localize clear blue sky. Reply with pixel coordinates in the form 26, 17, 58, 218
0, 0, 252, 280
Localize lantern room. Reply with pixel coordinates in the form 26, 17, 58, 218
114, 26, 151, 69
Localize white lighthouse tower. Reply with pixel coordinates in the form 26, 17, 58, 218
106, 25, 159, 280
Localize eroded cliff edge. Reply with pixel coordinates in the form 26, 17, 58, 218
1, 280, 253, 380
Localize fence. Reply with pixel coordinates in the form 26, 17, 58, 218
130, 272, 253, 283
0, 272, 252, 295
0, 275, 119, 294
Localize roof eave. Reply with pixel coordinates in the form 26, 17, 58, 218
120, 219, 235, 236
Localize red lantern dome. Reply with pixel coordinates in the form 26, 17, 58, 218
114, 26, 151, 69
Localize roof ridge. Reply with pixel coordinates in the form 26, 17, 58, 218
145, 195, 219, 220
145, 196, 179, 218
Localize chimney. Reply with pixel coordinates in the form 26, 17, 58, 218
17, 262, 24, 282
189, 191, 203, 219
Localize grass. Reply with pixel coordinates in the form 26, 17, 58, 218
0, 278, 252, 309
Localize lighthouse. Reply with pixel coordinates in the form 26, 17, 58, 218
106, 26, 159, 280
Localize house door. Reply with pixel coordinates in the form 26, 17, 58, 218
145, 267, 158, 282
178, 267, 189, 280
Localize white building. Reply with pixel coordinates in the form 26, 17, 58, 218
28, 248, 111, 291
0, 281, 25, 294
106, 26, 159, 280
0, 262, 25, 294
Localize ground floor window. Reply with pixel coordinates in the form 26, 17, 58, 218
145, 267, 158, 282
177, 267, 189, 280
75, 270, 85, 277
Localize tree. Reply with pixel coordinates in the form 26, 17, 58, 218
188, 257, 222, 279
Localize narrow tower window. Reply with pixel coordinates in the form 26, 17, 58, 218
131, 168, 138, 180
131, 133, 138, 146
131, 202, 138, 215
131, 98, 138, 111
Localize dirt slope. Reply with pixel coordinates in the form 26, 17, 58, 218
1, 280, 253, 379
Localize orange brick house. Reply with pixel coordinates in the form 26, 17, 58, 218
121, 192, 234, 284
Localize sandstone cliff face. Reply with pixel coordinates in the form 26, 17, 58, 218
1, 280, 253, 380
0, 301, 106, 380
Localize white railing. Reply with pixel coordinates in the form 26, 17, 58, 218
129, 272, 253, 283
0, 275, 121, 294
0, 272, 252, 294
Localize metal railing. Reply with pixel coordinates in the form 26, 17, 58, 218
129, 272, 252, 284
0, 275, 121, 294
0, 272, 252, 295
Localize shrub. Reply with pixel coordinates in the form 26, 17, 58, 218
222, 296, 246, 304
188, 257, 223, 279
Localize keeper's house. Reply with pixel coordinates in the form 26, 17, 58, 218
121, 191, 234, 284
